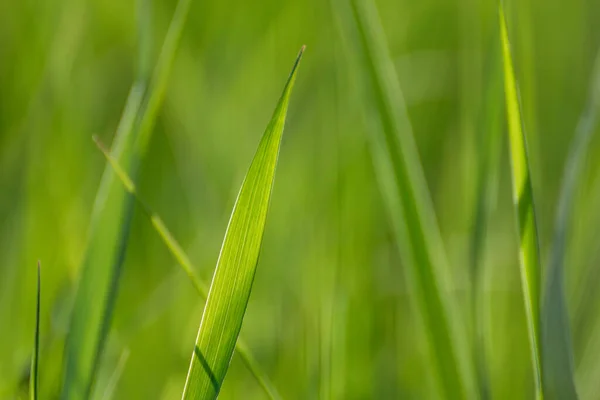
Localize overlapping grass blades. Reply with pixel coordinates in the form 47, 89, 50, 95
61, 0, 192, 397
92, 136, 281, 399
499, 5, 543, 398
30, 262, 40, 400
181, 47, 304, 399
334, 0, 474, 397
541, 50, 600, 400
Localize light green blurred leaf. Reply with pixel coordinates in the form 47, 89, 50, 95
334, 0, 475, 397
499, 5, 543, 398
181, 46, 304, 399
469, 28, 504, 400
61, 0, 192, 396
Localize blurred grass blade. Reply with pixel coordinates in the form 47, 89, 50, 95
92, 135, 207, 298
541, 51, 600, 400
62, 83, 143, 400
30, 261, 40, 400
334, 0, 474, 397
92, 136, 281, 400
99, 349, 130, 400
499, 5, 543, 398
470, 31, 503, 289
469, 28, 504, 400
61, 0, 192, 397
181, 46, 304, 399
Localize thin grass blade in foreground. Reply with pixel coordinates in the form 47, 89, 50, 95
541, 51, 600, 400
499, 5, 543, 398
61, 0, 192, 397
181, 47, 304, 399
30, 262, 41, 400
93, 136, 281, 400
334, 0, 474, 397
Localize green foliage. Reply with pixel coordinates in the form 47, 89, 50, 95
30, 262, 41, 400
334, 0, 474, 397
181, 47, 304, 399
2, 0, 600, 398
93, 135, 281, 398
541, 50, 600, 400
469, 28, 504, 400
61, 0, 192, 397
499, 5, 543, 398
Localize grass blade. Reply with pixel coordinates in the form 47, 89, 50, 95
334, 0, 474, 397
181, 46, 304, 399
61, 83, 144, 400
99, 349, 130, 400
30, 261, 41, 400
499, 5, 543, 398
92, 136, 282, 400
469, 29, 504, 400
61, 0, 192, 397
541, 50, 600, 400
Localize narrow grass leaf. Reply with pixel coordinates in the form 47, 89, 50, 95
541, 50, 600, 400
98, 349, 130, 400
93, 136, 281, 400
61, 0, 192, 397
30, 261, 41, 400
469, 29, 504, 400
181, 47, 304, 399
499, 5, 543, 398
333, 0, 474, 397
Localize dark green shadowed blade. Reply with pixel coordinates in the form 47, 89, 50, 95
61, 0, 192, 397
499, 5, 543, 399
181, 46, 304, 400
541, 50, 600, 400
30, 262, 40, 400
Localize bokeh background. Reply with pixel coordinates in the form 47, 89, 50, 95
1, 0, 600, 398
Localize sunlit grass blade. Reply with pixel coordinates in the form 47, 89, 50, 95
61, 0, 192, 397
499, 5, 543, 398
333, 0, 474, 397
181, 46, 304, 399
92, 136, 281, 400
30, 261, 40, 400
541, 50, 600, 400
469, 29, 504, 400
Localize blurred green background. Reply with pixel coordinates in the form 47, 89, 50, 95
1, 0, 600, 398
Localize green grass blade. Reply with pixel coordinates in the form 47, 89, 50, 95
99, 349, 130, 400
61, 0, 192, 397
541, 51, 600, 400
469, 29, 504, 400
30, 261, 40, 400
499, 5, 543, 398
92, 135, 208, 298
92, 136, 282, 400
334, 0, 474, 397
61, 84, 144, 400
181, 46, 304, 399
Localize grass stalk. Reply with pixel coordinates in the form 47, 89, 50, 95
499, 5, 543, 398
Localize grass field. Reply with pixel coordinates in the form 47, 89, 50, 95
1, 0, 600, 398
